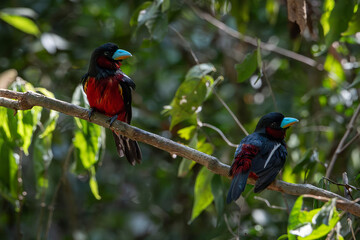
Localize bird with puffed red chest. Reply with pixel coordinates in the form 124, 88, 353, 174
82, 43, 141, 165
227, 112, 298, 203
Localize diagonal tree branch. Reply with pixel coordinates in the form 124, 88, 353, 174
191, 6, 323, 70
0, 89, 360, 217
326, 103, 360, 178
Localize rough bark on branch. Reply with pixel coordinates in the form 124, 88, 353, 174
0, 89, 359, 217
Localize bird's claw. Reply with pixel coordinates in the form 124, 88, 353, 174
88, 108, 95, 120
107, 115, 118, 126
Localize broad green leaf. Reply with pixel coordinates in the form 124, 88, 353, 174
177, 125, 196, 140
33, 109, 58, 191
135, 0, 168, 41
277, 234, 288, 240
89, 167, 101, 200
185, 63, 216, 81
323, 0, 356, 46
10, 82, 42, 156
196, 137, 214, 155
129, 1, 152, 27
73, 118, 101, 169
0, 130, 19, 204
178, 133, 197, 177
266, 0, 279, 25
288, 196, 305, 230
211, 174, 224, 226
311, 198, 336, 227
288, 197, 341, 240
0, 12, 40, 36
166, 72, 213, 129
161, 0, 170, 12
178, 158, 196, 177
320, 0, 335, 36
189, 167, 214, 224
342, 6, 360, 36
323, 53, 345, 88
71, 85, 105, 199
235, 50, 258, 83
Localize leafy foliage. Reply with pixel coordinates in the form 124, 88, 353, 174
0, 0, 360, 239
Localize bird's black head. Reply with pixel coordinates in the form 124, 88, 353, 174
255, 112, 298, 140
87, 42, 132, 78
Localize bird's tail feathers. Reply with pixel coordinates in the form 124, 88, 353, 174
112, 131, 142, 165
226, 171, 250, 204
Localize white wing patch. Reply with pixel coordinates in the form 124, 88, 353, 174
264, 143, 281, 168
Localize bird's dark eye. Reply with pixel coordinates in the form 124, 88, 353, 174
104, 51, 110, 56
270, 122, 277, 128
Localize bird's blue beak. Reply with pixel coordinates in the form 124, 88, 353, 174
281, 117, 299, 128
112, 49, 132, 60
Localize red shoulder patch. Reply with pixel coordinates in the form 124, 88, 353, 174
229, 144, 259, 177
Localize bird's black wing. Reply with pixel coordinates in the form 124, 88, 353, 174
253, 144, 287, 193
118, 72, 135, 123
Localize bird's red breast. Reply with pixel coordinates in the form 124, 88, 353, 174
84, 75, 127, 122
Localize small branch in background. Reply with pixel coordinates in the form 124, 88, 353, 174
223, 214, 239, 240
326, 104, 360, 178
170, 26, 199, 65
198, 121, 238, 148
347, 218, 356, 240
1, 89, 360, 217
253, 196, 287, 211
45, 145, 73, 239
213, 90, 249, 136
261, 65, 278, 111
190, 6, 322, 70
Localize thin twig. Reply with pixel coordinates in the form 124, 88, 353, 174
224, 214, 238, 239
198, 121, 238, 147
348, 218, 356, 240
170, 26, 199, 65
323, 177, 360, 191
45, 145, 73, 239
190, 6, 322, 70
253, 196, 287, 210
339, 131, 360, 153
262, 64, 278, 111
213, 90, 249, 136
326, 103, 360, 178
1, 89, 360, 216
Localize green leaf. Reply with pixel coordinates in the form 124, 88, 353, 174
277, 234, 288, 240
89, 167, 101, 200
161, 0, 170, 12
342, 6, 360, 36
178, 133, 197, 177
33, 109, 58, 191
129, 1, 152, 27
196, 137, 214, 155
323, 53, 345, 88
71, 85, 105, 199
178, 158, 196, 177
135, 0, 168, 41
189, 167, 214, 224
165, 65, 215, 129
211, 174, 224, 226
177, 125, 196, 140
0, 12, 40, 36
235, 50, 258, 83
288, 197, 341, 240
323, 0, 356, 46
185, 63, 216, 81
